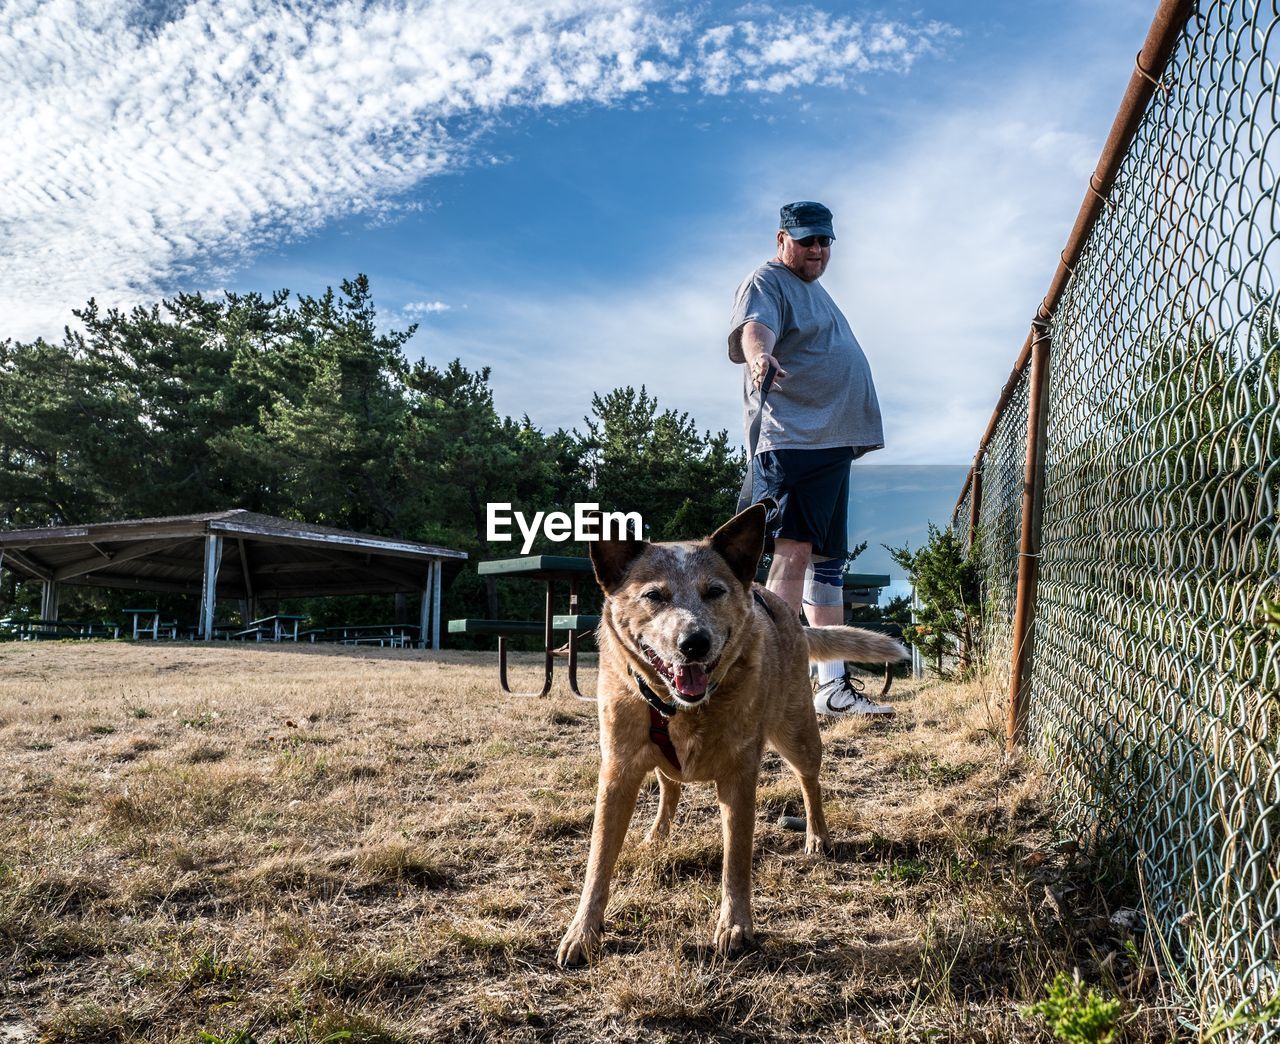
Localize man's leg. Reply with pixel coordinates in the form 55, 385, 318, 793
805, 555, 848, 683
805, 553, 895, 717
807, 604, 844, 627
765, 537, 811, 615
767, 543, 848, 651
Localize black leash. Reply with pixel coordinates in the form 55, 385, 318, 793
736, 363, 776, 514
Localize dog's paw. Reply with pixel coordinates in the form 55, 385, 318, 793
556, 921, 599, 968
805, 832, 833, 858
713, 918, 757, 957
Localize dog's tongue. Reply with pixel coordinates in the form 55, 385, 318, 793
674, 663, 710, 697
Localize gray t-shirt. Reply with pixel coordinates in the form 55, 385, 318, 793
728, 260, 884, 455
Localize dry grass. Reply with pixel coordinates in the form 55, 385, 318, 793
0, 642, 1179, 1042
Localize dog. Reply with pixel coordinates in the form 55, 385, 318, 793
556, 502, 908, 966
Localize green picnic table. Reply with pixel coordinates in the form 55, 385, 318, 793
465, 555, 598, 700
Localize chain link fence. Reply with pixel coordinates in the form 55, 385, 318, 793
954, 1, 1279, 1033
965, 372, 1029, 701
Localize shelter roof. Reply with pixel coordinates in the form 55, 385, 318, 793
0, 510, 466, 599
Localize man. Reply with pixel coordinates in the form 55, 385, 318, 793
727, 200, 892, 717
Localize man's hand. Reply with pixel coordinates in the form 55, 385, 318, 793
749, 353, 786, 391
741, 321, 786, 391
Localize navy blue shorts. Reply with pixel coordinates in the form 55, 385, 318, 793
751, 446, 855, 560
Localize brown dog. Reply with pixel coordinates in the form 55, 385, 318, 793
556, 503, 908, 966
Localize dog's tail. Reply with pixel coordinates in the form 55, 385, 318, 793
803, 625, 909, 664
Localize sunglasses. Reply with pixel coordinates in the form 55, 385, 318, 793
795, 235, 832, 248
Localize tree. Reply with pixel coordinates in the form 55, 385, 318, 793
887, 524, 981, 677
400, 357, 587, 622
579, 385, 742, 541
0, 335, 101, 526
0, 277, 756, 634
233, 278, 412, 531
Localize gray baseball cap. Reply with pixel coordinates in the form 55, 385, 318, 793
779, 201, 836, 240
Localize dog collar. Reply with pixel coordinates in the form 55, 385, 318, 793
629, 668, 682, 772
627, 667, 684, 772
629, 665, 679, 718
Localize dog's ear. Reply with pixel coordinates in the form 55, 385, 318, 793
589, 515, 649, 595
709, 503, 767, 587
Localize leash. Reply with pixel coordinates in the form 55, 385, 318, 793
629, 665, 679, 718
736, 363, 776, 514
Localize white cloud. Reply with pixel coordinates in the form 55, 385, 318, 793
403, 300, 452, 316
404, 260, 742, 435
822, 110, 1099, 464
0, 0, 949, 341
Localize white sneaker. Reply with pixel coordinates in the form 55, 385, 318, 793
813, 673, 895, 717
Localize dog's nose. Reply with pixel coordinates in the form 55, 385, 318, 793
678, 630, 712, 661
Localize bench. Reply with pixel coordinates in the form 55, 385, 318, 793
446, 617, 599, 638
448, 619, 545, 636
321, 624, 418, 647
551, 614, 600, 633
449, 616, 600, 699
79, 622, 122, 640
22, 619, 121, 640
340, 633, 410, 648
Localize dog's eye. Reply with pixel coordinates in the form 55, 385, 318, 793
704, 585, 727, 601
640, 588, 667, 603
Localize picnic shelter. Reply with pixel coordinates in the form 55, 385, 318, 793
0, 510, 467, 648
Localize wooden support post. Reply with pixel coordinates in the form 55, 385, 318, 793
200, 535, 223, 640
419, 565, 432, 649
40, 580, 60, 621
237, 539, 255, 624
431, 560, 442, 650
1007, 323, 1052, 750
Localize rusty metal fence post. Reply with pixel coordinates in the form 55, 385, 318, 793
1005, 321, 1051, 750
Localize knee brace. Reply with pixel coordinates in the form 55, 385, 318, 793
802, 555, 845, 608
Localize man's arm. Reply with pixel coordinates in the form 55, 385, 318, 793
735, 321, 787, 390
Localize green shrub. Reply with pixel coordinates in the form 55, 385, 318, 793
1020, 970, 1121, 1044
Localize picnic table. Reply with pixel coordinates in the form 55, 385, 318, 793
321, 623, 418, 648
236, 613, 307, 642
1, 618, 120, 640
455, 555, 598, 699
122, 608, 176, 640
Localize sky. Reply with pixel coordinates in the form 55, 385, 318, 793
847, 464, 969, 599
1, 0, 1157, 568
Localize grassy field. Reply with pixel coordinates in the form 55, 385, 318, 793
0, 642, 1179, 1042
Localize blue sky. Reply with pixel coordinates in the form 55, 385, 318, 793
3, 0, 1153, 476
848, 464, 970, 600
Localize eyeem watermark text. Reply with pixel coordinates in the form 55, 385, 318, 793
486, 503, 643, 554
